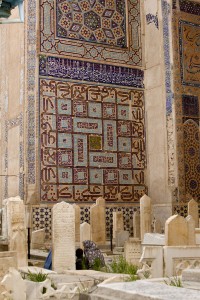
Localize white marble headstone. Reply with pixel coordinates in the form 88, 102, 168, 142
80, 222, 91, 248
52, 202, 75, 272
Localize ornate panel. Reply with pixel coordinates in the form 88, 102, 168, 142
172, 2, 200, 202
56, 0, 126, 47
40, 0, 142, 66
179, 20, 200, 87
39, 78, 146, 203
183, 120, 200, 199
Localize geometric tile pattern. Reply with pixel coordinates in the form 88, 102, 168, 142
56, 0, 126, 47
40, 0, 142, 67
40, 79, 147, 203
183, 120, 200, 199
32, 207, 52, 239
32, 205, 139, 239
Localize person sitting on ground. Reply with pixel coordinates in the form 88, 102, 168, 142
76, 248, 89, 270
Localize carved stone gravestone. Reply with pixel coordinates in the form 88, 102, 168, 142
133, 211, 140, 239
186, 215, 195, 245
90, 197, 106, 245
52, 202, 75, 272
6, 196, 27, 267
31, 228, 45, 249
73, 204, 80, 243
124, 238, 141, 266
116, 230, 129, 247
80, 222, 91, 248
165, 214, 188, 246
140, 194, 152, 241
188, 199, 199, 228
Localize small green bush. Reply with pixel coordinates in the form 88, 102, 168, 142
91, 258, 104, 271
110, 256, 138, 278
26, 271, 48, 282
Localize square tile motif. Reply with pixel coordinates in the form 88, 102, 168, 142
104, 169, 118, 184
89, 135, 102, 150
74, 168, 88, 184
58, 133, 72, 148
73, 101, 87, 117
57, 99, 71, 115
57, 116, 72, 132
88, 102, 102, 118
103, 103, 116, 119
57, 149, 73, 166
90, 169, 103, 184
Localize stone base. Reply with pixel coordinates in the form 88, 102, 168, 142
90, 281, 200, 300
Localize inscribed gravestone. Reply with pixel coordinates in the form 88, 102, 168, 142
113, 211, 124, 239
188, 199, 199, 228
133, 211, 140, 239
152, 218, 162, 233
124, 239, 141, 266
73, 204, 80, 243
140, 194, 152, 241
31, 228, 45, 249
6, 197, 27, 267
186, 215, 195, 245
80, 222, 91, 248
90, 197, 106, 245
52, 202, 75, 271
165, 214, 188, 246
116, 230, 129, 247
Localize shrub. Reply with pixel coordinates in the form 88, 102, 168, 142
109, 256, 138, 281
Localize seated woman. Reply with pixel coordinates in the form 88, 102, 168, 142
76, 248, 89, 270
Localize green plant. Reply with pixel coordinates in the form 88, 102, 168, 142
164, 276, 183, 288
26, 271, 48, 282
104, 256, 138, 281
91, 258, 103, 271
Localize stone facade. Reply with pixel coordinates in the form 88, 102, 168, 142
0, 0, 200, 239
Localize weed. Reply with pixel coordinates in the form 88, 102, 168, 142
109, 255, 138, 280
164, 276, 183, 288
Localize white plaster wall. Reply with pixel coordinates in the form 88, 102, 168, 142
0, 11, 25, 205
143, 0, 173, 224
7, 126, 20, 197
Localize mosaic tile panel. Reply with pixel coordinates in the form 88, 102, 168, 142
32, 207, 52, 239
40, 79, 146, 203
183, 119, 200, 199
56, 0, 126, 47
32, 205, 139, 239
40, 0, 142, 67
179, 0, 200, 15
179, 20, 200, 87
39, 56, 144, 88
26, 0, 37, 185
